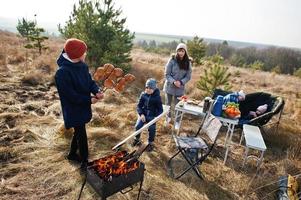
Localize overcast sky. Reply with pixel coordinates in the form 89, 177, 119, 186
1, 0, 300, 48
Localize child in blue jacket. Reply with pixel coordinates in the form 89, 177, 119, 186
132, 78, 163, 151
55, 38, 104, 171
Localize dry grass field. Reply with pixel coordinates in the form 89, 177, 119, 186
0, 30, 300, 200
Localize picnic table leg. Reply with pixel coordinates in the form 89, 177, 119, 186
239, 130, 244, 145
223, 123, 235, 165
257, 150, 265, 169
223, 146, 230, 165
174, 110, 184, 135
224, 123, 230, 148
228, 123, 235, 146
242, 146, 249, 167
174, 110, 178, 133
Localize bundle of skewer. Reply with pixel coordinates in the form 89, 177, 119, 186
93, 63, 135, 93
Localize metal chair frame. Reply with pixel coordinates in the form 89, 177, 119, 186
167, 102, 222, 180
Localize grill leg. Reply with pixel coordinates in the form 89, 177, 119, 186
77, 175, 87, 200
137, 177, 144, 200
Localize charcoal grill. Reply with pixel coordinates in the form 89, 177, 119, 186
78, 106, 170, 200
86, 152, 145, 200
78, 147, 147, 200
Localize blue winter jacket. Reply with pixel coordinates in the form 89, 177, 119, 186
223, 92, 239, 105
137, 88, 163, 118
55, 52, 99, 128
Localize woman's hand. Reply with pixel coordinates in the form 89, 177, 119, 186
173, 81, 181, 88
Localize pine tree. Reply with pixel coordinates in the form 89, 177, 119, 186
197, 55, 232, 96
187, 36, 206, 65
28, 28, 49, 55
17, 18, 36, 42
58, 0, 134, 71
16, 17, 48, 55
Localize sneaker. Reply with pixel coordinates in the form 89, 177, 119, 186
66, 153, 82, 163
146, 143, 154, 152
174, 122, 181, 130
132, 139, 142, 147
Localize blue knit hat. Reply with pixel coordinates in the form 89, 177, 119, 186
145, 78, 157, 89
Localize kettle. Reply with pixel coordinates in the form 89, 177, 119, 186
212, 95, 224, 116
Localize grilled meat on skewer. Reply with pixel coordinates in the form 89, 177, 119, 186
114, 77, 126, 93
113, 68, 124, 78
124, 74, 136, 84
94, 67, 105, 81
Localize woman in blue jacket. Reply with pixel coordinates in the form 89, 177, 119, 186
132, 78, 163, 152
55, 38, 103, 171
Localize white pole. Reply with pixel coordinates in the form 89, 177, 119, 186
112, 105, 170, 150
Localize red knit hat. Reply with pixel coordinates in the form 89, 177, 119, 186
64, 38, 87, 59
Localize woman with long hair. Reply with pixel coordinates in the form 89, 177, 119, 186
163, 43, 192, 129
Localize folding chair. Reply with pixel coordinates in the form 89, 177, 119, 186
167, 102, 222, 180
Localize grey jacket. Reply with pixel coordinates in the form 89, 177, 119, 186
163, 57, 192, 96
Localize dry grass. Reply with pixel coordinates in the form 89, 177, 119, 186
0, 31, 300, 200
0, 50, 7, 70
21, 71, 47, 86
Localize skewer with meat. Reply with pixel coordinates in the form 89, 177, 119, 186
107, 73, 117, 84
93, 67, 106, 81
105, 67, 124, 85
114, 77, 126, 93
102, 79, 115, 92
103, 63, 115, 80
124, 74, 136, 84
113, 68, 124, 78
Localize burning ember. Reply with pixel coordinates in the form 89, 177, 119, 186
90, 151, 140, 181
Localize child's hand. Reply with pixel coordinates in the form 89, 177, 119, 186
140, 114, 146, 122
96, 91, 104, 100
91, 97, 98, 104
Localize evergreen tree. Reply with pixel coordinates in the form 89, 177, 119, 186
149, 40, 157, 48
58, 0, 134, 71
137, 40, 148, 49
16, 18, 36, 42
187, 36, 206, 65
197, 55, 232, 96
293, 67, 301, 78
28, 27, 49, 55
16, 17, 48, 55
250, 60, 264, 70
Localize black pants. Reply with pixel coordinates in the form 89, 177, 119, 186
69, 125, 88, 162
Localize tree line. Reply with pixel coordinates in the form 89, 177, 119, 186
16, 0, 301, 78
206, 42, 301, 76
136, 38, 301, 77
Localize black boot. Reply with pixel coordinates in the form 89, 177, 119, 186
146, 143, 154, 152
132, 139, 142, 147
66, 153, 82, 163
80, 161, 88, 173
